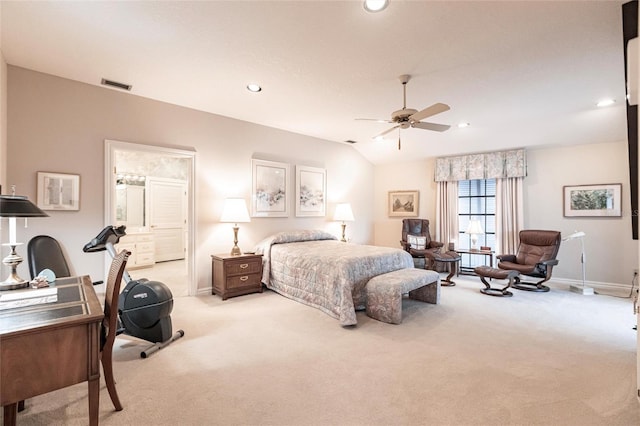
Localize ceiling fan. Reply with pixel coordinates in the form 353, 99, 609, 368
357, 74, 451, 150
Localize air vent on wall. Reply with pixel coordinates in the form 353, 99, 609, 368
101, 78, 132, 91
344, 140, 357, 144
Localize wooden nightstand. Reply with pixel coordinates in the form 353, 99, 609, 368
211, 253, 263, 300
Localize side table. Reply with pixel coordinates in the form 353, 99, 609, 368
211, 253, 263, 300
425, 250, 461, 287
456, 248, 494, 276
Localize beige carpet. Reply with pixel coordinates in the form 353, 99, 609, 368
4, 275, 640, 426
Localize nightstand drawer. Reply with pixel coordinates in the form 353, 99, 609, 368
226, 273, 261, 289
225, 259, 261, 276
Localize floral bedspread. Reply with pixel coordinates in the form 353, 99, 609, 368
254, 230, 414, 326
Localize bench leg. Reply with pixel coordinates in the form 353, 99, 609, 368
408, 281, 440, 304
366, 291, 403, 324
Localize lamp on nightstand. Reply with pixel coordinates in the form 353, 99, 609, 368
333, 203, 354, 242
220, 198, 250, 256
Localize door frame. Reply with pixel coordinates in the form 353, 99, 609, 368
104, 139, 197, 296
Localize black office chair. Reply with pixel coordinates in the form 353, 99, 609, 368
27, 235, 72, 279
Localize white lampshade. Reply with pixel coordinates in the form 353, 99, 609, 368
220, 198, 250, 224
333, 203, 354, 222
465, 219, 483, 235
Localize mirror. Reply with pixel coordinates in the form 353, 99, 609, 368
116, 175, 147, 231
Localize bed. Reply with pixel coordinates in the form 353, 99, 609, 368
254, 230, 414, 326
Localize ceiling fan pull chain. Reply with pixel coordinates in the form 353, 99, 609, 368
398, 130, 401, 150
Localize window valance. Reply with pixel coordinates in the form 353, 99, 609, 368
435, 149, 526, 182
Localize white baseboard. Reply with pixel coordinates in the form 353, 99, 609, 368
551, 277, 635, 297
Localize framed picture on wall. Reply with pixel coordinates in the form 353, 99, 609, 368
388, 190, 419, 217
36, 172, 80, 211
295, 165, 326, 217
251, 159, 290, 217
563, 183, 622, 217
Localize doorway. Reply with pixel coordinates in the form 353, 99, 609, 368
105, 140, 196, 296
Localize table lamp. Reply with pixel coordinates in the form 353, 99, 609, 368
220, 198, 250, 256
465, 219, 483, 251
0, 190, 49, 290
333, 203, 354, 242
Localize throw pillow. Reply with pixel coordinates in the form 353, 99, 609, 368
407, 234, 427, 250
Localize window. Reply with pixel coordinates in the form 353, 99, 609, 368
458, 179, 496, 271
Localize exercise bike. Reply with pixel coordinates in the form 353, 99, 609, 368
83, 225, 184, 358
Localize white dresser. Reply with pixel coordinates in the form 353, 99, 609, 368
115, 232, 156, 269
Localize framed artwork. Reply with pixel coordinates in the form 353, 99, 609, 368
251, 159, 290, 217
295, 165, 326, 217
563, 183, 622, 217
37, 172, 80, 211
388, 190, 419, 217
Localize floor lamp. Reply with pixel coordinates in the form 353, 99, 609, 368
563, 231, 593, 295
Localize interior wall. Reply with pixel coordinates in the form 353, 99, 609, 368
7, 66, 374, 293
0, 50, 6, 192
373, 158, 437, 248
373, 142, 639, 287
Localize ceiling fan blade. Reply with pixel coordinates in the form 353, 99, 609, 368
412, 121, 451, 132
356, 118, 394, 124
409, 103, 450, 122
374, 125, 400, 138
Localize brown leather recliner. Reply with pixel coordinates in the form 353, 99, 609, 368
497, 230, 561, 292
400, 219, 444, 269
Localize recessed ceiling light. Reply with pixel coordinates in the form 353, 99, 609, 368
246, 83, 262, 93
364, 0, 389, 13
596, 99, 615, 107
457, 122, 470, 128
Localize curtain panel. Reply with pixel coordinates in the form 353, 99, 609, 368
435, 149, 526, 182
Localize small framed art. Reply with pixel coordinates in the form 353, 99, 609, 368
388, 190, 419, 217
251, 159, 290, 217
563, 183, 622, 217
37, 172, 80, 211
295, 165, 326, 217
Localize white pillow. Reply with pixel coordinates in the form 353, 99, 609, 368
407, 234, 427, 250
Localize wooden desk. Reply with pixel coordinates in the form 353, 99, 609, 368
1, 276, 104, 426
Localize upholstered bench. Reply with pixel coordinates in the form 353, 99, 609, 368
474, 266, 520, 297
365, 268, 440, 324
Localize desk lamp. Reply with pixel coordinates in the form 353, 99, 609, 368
465, 219, 483, 251
0, 189, 49, 290
334, 203, 354, 242
220, 198, 250, 256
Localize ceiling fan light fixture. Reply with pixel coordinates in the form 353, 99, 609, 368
363, 0, 389, 13
596, 98, 615, 107
246, 83, 262, 93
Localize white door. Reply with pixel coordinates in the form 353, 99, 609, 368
148, 177, 187, 262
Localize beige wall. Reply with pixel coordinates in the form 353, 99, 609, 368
0, 50, 6, 191
373, 142, 639, 288
6, 66, 374, 292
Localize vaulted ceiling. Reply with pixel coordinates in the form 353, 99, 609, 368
0, 1, 629, 164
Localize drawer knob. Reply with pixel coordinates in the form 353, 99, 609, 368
240, 263, 249, 269
240, 276, 249, 282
